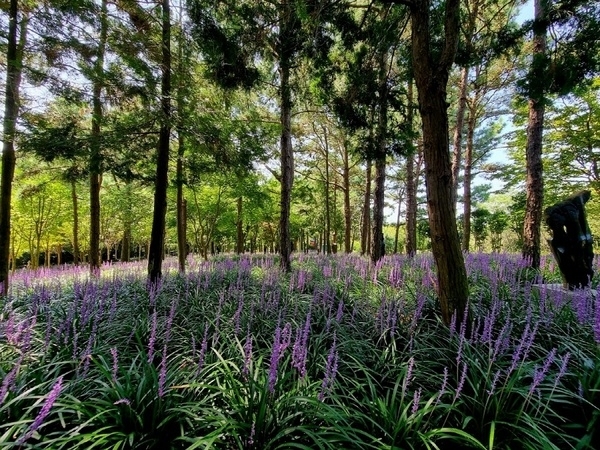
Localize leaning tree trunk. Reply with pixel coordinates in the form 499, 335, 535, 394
410, 0, 469, 328
522, 0, 547, 269
0, 0, 26, 295
361, 159, 372, 256
148, 0, 171, 282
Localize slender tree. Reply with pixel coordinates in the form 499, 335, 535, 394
0, 0, 27, 295
89, 0, 108, 275
522, 0, 547, 269
148, 0, 172, 281
408, 0, 469, 327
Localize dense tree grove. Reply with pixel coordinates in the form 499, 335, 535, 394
1, 0, 600, 323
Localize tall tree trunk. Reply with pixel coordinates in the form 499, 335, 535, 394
90, 0, 108, 276
462, 106, 476, 251
451, 66, 469, 210
522, 0, 547, 269
278, 3, 294, 272
71, 179, 80, 265
176, 18, 187, 273
405, 80, 418, 256
371, 48, 390, 263
324, 129, 331, 254
410, 0, 469, 328
0, 1, 26, 295
176, 133, 187, 271
122, 223, 131, 262
148, 0, 171, 282
393, 187, 403, 254
361, 159, 372, 256
371, 157, 386, 262
342, 139, 352, 253
236, 196, 244, 254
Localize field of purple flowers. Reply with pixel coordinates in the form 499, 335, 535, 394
1, 253, 599, 449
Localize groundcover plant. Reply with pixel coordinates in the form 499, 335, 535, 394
0, 253, 599, 449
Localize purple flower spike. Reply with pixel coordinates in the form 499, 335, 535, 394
268, 326, 282, 393
318, 333, 339, 401
110, 347, 119, 383
529, 348, 557, 394
0, 358, 22, 405
243, 332, 253, 377
411, 388, 422, 415
17, 376, 64, 445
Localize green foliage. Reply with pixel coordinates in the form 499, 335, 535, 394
1, 253, 599, 448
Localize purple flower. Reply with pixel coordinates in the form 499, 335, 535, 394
110, 347, 119, 383
148, 308, 158, 364
17, 376, 64, 445
268, 326, 283, 393
449, 311, 457, 337
197, 327, 209, 375
158, 344, 168, 398
436, 367, 449, 404
454, 362, 468, 401
529, 348, 557, 394
0, 358, 21, 405
114, 398, 131, 406
487, 369, 502, 397
595, 296, 600, 344
233, 293, 244, 336
553, 352, 571, 389
411, 388, 422, 415
335, 300, 344, 323
165, 298, 178, 343
405, 357, 415, 388
242, 332, 253, 377
292, 311, 311, 378
318, 334, 339, 401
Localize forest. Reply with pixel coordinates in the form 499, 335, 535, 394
1, 0, 600, 448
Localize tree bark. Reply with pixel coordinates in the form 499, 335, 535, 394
522, 0, 547, 269
0, 0, 26, 295
371, 48, 390, 264
236, 196, 244, 254
410, 0, 469, 327
278, 1, 294, 272
176, 134, 187, 271
122, 222, 131, 262
371, 157, 386, 262
462, 106, 476, 251
451, 66, 469, 210
342, 139, 352, 253
393, 187, 403, 254
70, 179, 80, 264
405, 80, 418, 256
148, 0, 171, 282
324, 128, 331, 254
89, 0, 108, 276
361, 159, 372, 256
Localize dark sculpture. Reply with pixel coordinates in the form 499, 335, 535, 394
544, 190, 594, 289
